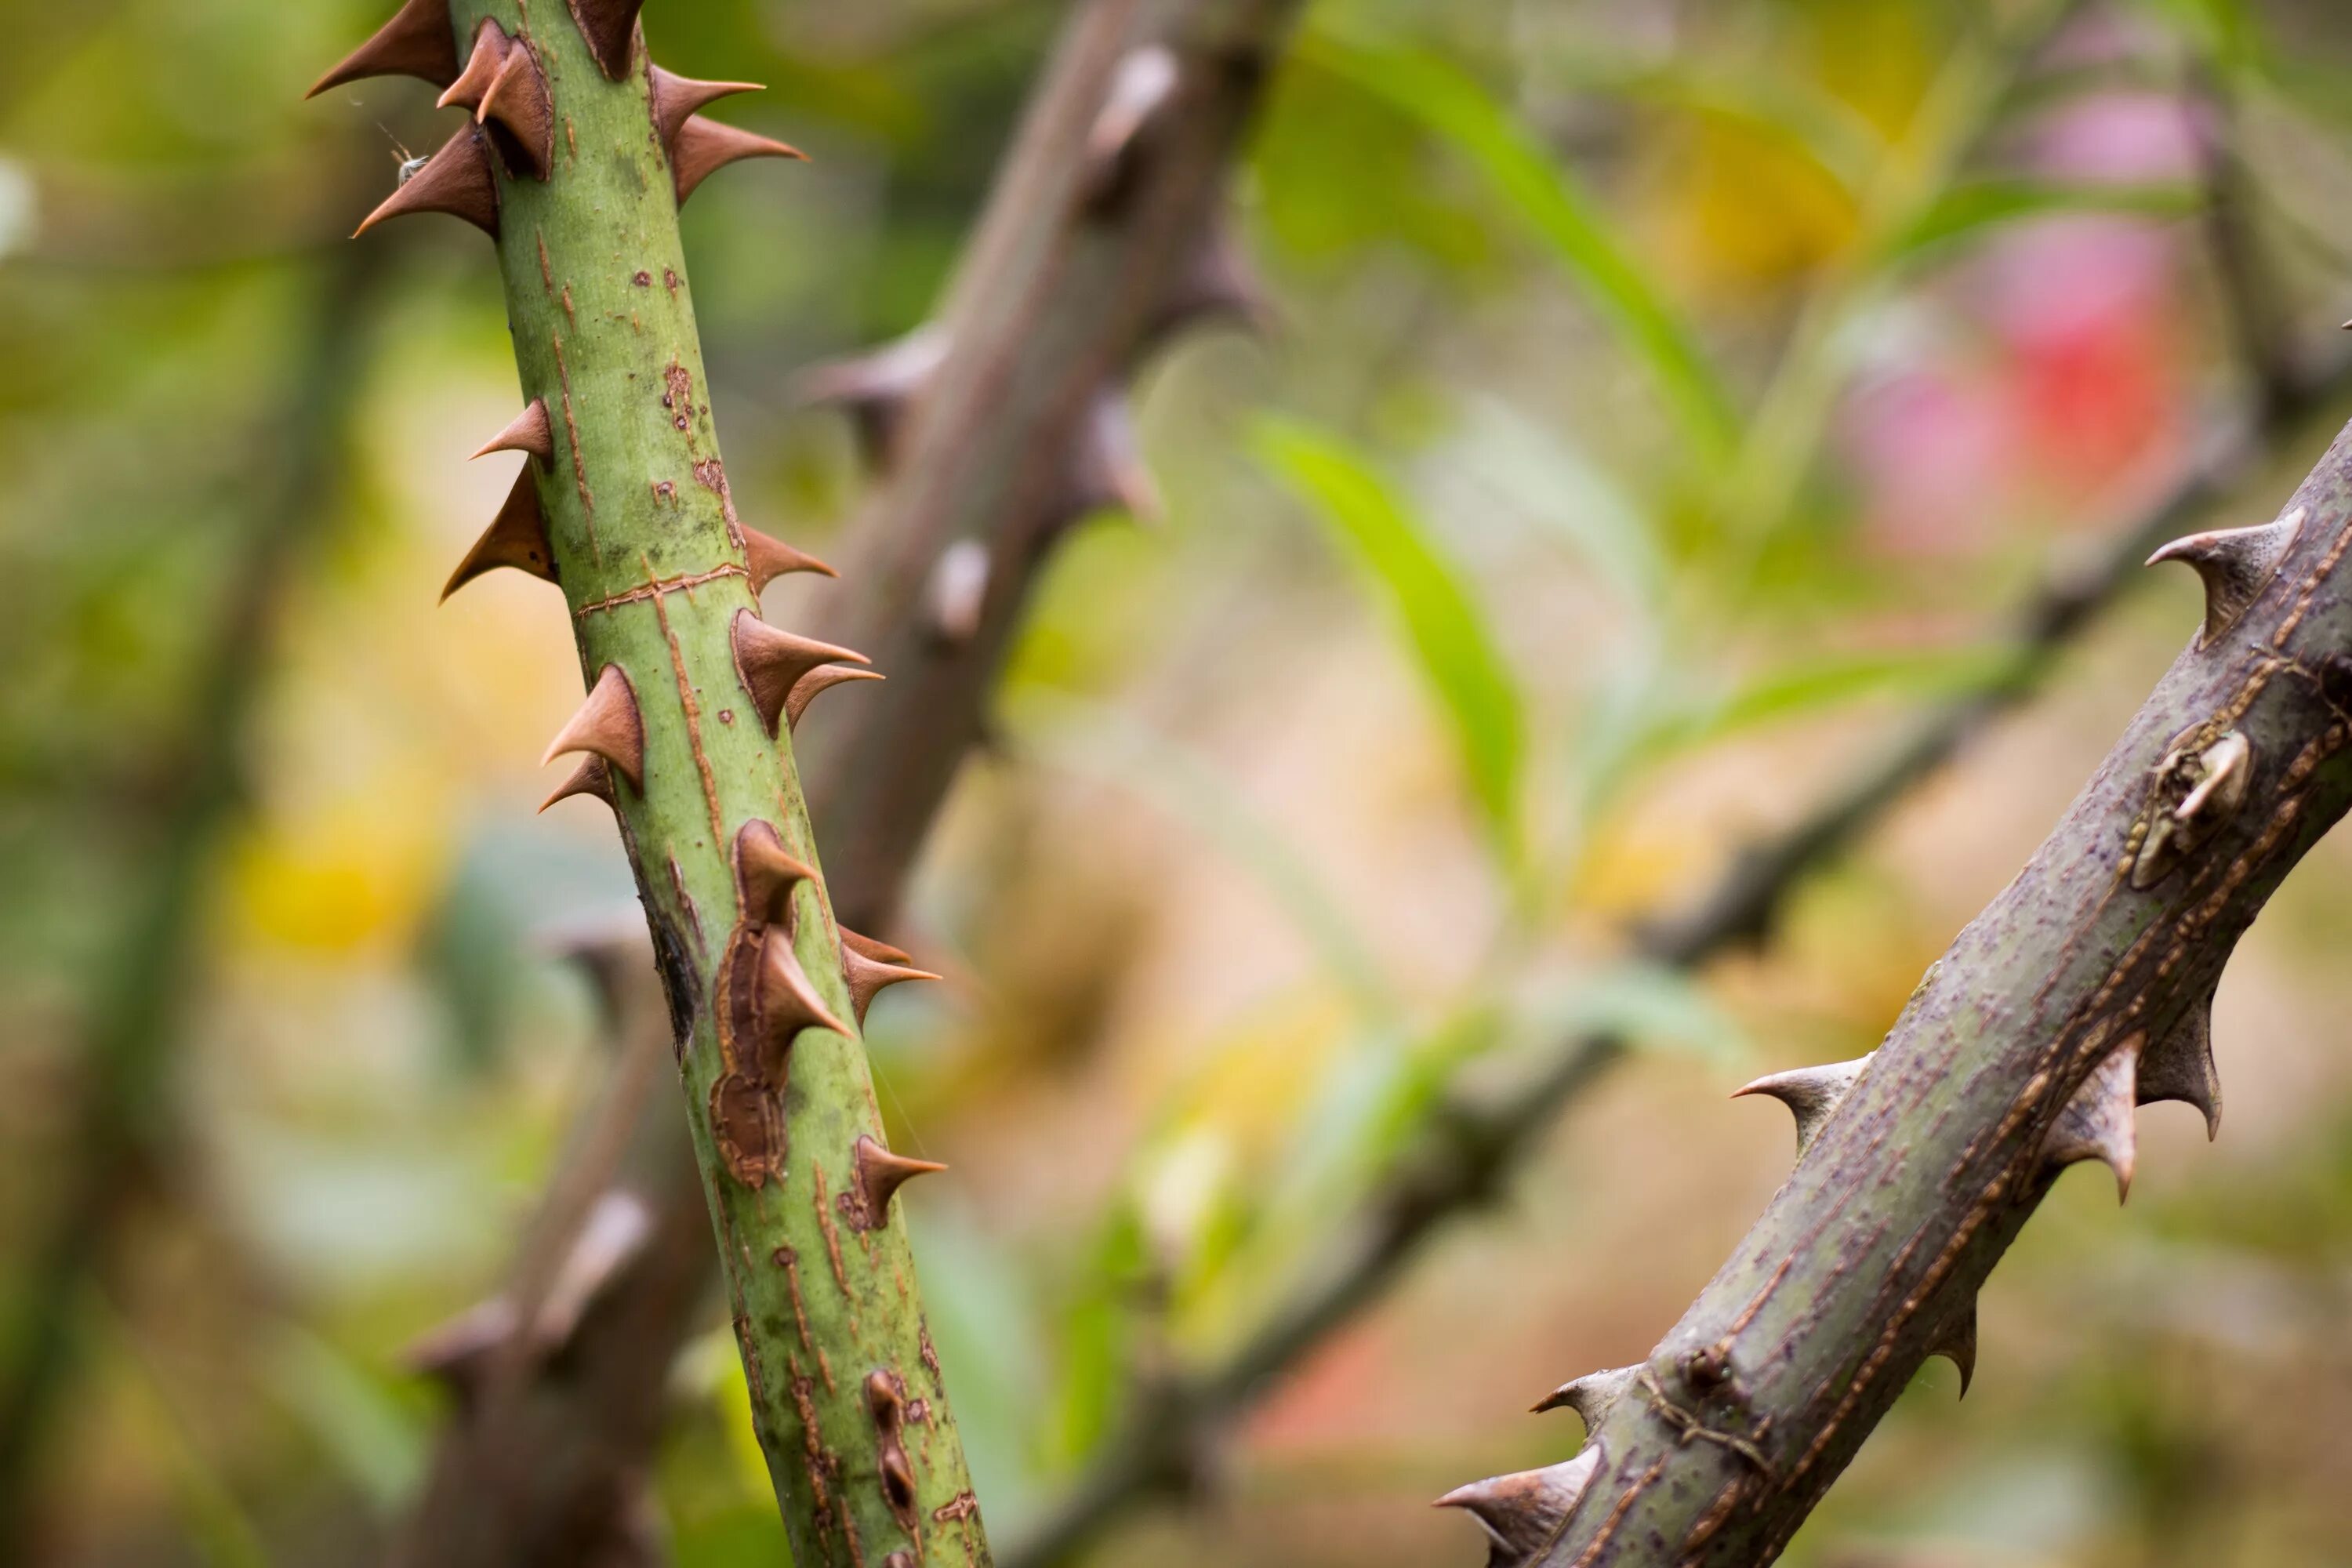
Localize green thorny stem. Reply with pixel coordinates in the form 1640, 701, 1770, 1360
1428, 425, 2352, 1566
310, 4, 989, 1563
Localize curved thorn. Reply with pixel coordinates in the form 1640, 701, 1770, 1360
2042, 1036, 2141, 1201
2137, 996, 2222, 1140
471, 399, 554, 465
538, 756, 615, 815
530, 1190, 655, 1355
842, 946, 939, 1028
796, 329, 949, 466
307, 0, 458, 97
672, 115, 807, 205
786, 666, 884, 734
477, 41, 555, 180
1927, 1303, 1979, 1399
1530, 1365, 1638, 1430
1731, 1053, 1873, 1157
742, 525, 837, 593
733, 821, 819, 927
2146, 505, 2303, 644
840, 927, 913, 968
541, 665, 644, 792
442, 467, 555, 601
731, 610, 869, 736
1082, 45, 1180, 204
1433, 1445, 1606, 1568
759, 927, 851, 1042
1065, 390, 1160, 524
436, 20, 506, 111
650, 66, 764, 149
568, 0, 646, 79
354, 125, 499, 239
853, 1135, 947, 1226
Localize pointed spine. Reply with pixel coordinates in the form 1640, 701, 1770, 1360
442, 467, 556, 601
1731, 1054, 1872, 1157
840, 928, 914, 967
786, 666, 886, 734
542, 666, 646, 793
567, 0, 646, 79
670, 116, 807, 206
797, 329, 948, 466
1531, 1365, 1639, 1428
650, 67, 764, 148
354, 125, 500, 239
742, 526, 838, 593
731, 611, 871, 737
1063, 390, 1161, 524
472, 399, 555, 465
307, 0, 458, 96
758, 928, 851, 1044
2042, 1036, 2141, 1201
539, 757, 615, 815
1433, 1445, 1606, 1568
2136, 997, 2223, 1138
734, 821, 818, 927
2147, 505, 2304, 645
841, 946, 939, 1028
848, 1136, 948, 1232
1082, 45, 1181, 206
1926, 1303, 1979, 1398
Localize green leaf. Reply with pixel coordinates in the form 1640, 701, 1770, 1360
1302, 26, 1739, 467
1885, 180, 2201, 267
1252, 419, 1526, 851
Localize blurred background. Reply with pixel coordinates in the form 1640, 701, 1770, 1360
7, 0, 2352, 1564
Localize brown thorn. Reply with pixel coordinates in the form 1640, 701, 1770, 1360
650, 66, 764, 150
671, 114, 807, 206
839, 927, 913, 968
1433, 1446, 1606, 1568
436, 20, 506, 111
528, 1190, 655, 1356
478, 38, 556, 180
2137, 997, 2223, 1140
852, 1136, 946, 1226
307, 0, 459, 97
2146, 504, 2304, 645
1731, 1054, 1873, 1158
1927, 1303, 1979, 1399
731, 610, 869, 737
786, 666, 884, 735
742, 525, 837, 593
2042, 1036, 2142, 1201
1081, 45, 1180, 206
401, 1296, 517, 1407
541, 665, 645, 792
760, 928, 851, 1042
733, 821, 819, 927
442, 466, 556, 601
796, 328, 947, 467
1531, 1365, 1638, 1429
471, 399, 555, 465
841, 946, 939, 1029
354, 125, 499, 239
567, 0, 646, 80
538, 756, 616, 815
1065, 390, 1162, 524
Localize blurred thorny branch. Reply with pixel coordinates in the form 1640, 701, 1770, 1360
0, 220, 401, 1557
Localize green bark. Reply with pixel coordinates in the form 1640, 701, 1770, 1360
323, 5, 989, 1563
